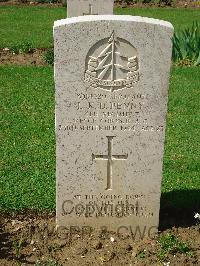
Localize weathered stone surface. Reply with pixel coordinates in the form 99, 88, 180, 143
67, 0, 114, 18
54, 15, 174, 236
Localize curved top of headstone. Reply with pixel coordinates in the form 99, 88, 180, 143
54, 15, 174, 34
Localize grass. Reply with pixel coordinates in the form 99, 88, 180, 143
163, 67, 200, 188
115, 7, 200, 30
0, 66, 55, 210
0, 6, 64, 48
0, 66, 199, 211
0, 6, 199, 48
162, 66, 200, 209
158, 233, 191, 260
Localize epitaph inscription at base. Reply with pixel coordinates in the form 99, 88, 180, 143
54, 15, 174, 235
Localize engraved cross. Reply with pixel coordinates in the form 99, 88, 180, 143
92, 136, 128, 190
83, 4, 98, 15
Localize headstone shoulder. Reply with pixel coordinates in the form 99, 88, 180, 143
54, 15, 174, 36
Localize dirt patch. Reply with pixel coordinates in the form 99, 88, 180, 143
116, 1, 200, 9
0, 1, 200, 9
0, 212, 199, 266
0, 1, 63, 7
0, 49, 48, 66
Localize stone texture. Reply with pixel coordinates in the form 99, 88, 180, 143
54, 15, 174, 236
67, 0, 114, 18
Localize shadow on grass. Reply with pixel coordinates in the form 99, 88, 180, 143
159, 189, 200, 230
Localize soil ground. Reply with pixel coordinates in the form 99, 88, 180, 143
0, 212, 200, 266
0, 49, 47, 66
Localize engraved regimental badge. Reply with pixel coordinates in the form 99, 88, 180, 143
84, 31, 139, 92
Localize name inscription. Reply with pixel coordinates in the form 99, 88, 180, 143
59, 92, 164, 133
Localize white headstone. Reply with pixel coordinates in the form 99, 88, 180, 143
54, 15, 173, 237
67, 0, 114, 17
